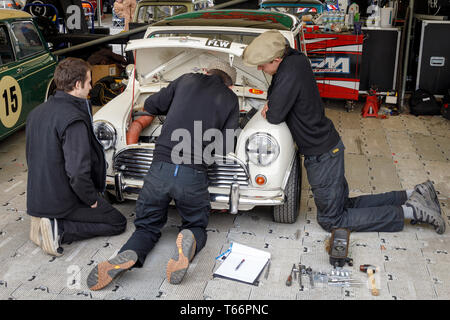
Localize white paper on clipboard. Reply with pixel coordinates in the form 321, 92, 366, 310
213, 242, 271, 285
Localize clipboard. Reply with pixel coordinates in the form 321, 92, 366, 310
213, 242, 271, 285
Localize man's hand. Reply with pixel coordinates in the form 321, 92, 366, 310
91, 201, 98, 208
261, 104, 269, 119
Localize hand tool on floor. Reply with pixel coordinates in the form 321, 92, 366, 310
292, 264, 299, 281
306, 267, 314, 288
264, 259, 271, 280
286, 264, 295, 286
328, 279, 365, 287
360, 264, 379, 296
298, 264, 305, 291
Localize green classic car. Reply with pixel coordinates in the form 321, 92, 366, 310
0, 9, 57, 140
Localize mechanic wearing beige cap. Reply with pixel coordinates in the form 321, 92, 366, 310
87, 61, 239, 290
243, 30, 445, 235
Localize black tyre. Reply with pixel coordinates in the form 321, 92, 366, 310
90, 76, 124, 106
272, 153, 301, 224
93, 27, 110, 35
101, 191, 118, 204
25, 0, 63, 18
46, 80, 57, 100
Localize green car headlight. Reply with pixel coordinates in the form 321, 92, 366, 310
93, 121, 116, 150
245, 132, 280, 166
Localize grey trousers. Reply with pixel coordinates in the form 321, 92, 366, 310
304, 140, 406, 232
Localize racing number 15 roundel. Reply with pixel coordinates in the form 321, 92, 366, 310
0, 76, 22, 128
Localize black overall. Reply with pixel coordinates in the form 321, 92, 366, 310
265, 48, 406, 232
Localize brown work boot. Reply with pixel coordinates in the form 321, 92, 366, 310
166, 229, 196, 285
29, 216, 41, 247
40, 218, 63, 256
87, 250, 138, 291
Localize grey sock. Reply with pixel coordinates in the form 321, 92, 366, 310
402, 205, 415, 219
406, 189, 414, 198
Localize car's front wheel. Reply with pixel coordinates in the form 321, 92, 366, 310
46, 80, 57, 100
272, 153, 301, 223
100, 191, 118, 204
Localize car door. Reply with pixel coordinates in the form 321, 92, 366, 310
0, 21, 24, 140
9, 20, 56, 120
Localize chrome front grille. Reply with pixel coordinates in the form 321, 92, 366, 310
207, 161, 249, 187
113, 148, 249, 187
114, 148, 153, 179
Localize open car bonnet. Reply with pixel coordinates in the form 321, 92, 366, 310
125, 36, 271, 89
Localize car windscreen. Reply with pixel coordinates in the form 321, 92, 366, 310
10, 21, 45, 59
147, 30, 261, 46
0, 25, 14, 65
264, 6, 320, 19
136, 5, 188, 23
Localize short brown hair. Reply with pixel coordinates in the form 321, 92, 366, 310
54, 57, 91, 92
208, 69, 233, 87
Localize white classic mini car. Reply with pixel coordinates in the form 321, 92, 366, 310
93, 9, 304, 223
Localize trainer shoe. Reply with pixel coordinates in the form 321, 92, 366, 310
87, 250, 138, 291
40, 218, 64, 256
414, 180, 441, 214
29, 216, 41, 247
405, 191, 446, 234
166, 229, 196, 284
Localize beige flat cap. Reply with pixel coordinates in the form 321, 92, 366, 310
242, 30, 287, 66
207, 60, 237, 84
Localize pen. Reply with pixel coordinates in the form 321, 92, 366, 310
235, 259, 245, 271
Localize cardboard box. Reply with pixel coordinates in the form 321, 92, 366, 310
91, 64, 119, 85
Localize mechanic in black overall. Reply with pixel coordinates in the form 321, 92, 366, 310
87, 60, 239, 290
26, 57, 127, 257
242, 30, 445, 235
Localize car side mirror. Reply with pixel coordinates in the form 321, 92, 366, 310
125, 64, 134, 78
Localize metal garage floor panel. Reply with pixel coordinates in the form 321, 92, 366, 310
1, 103, 450, 300
394, 158, 429, 190
412, 133, 448, 161
204, 279, 252, 300
361, 129, 392, 157
381, 115, 407, 131
424, 117, 450, 138
341, 112, 362, 130
341, 129, 364, 155
404, 116, 432, 135
385, 130, 417, 158
422, 161, 450, 197
344, 154, 372, 193
367, 156, 403, 192
361, 117, 383, 130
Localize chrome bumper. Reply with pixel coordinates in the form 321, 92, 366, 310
108, 173, 285, 213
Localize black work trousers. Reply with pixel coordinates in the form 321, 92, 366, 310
119, 161, 211, 267
59, 196, 127, 244
304, 140, 406, 232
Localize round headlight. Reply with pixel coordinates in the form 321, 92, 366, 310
246, 133, 280, 166
93, 121, 116, 150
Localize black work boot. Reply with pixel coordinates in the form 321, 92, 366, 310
405, 191, 446, 234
